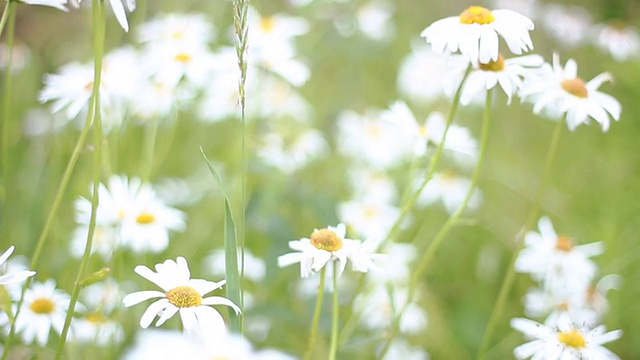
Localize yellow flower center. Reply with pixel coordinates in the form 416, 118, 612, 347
261, 16, 275, 32
555, 235, 574, 251
166, 286, 202, 308
363, 205, 378, 219
561, 78, 588, 98
136, 212, 156, 224
459, 6, 495, 25
85, 312, 108, 324
171, 30, 184, 39
479, 53, 505, 71
418, 124, 428, 138
310, 228, 343, 252
557, 328, 586, 348
174, 53, 192, 63
30, 297, 56, 314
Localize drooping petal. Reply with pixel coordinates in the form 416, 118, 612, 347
201, 296, 241, 314
109, 0, 129, 32
122, 290, 165, 307
139, 299, 169, 328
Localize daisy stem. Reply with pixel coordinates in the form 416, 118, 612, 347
55, 0, 105, 357
329, 261, 339, 360
141, 116, 159, 182
0, 0, 16, 234
384, 64, 472, 245
379, 87, 493, 359
305, 267, 326, 360
475, 116, 564, 360
1, 2, 105, 358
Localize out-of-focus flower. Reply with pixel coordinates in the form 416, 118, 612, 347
511, 314, 622, 359
0, 246, 35, 285
123, 257, 240, 337
355, 0, 395, 41
520, 53, 621, 131
421, 6, 534, 64
514, 217, 603, 293
417, 171, 482, 214
338, 199, 399, 242
381, 339, 429, 360
137, 13, 215, 46
540, 4, 591, 48
0, 43, 31, 73
71, 312, 124, 346
355, 283, 427, 335
278, 223, 382, 278
257, 129, 328, 174
204, 249, 266, 283
594, 21, 640, 62
75, 0, 135, 32
397, 45, 452, 104
490, 0, 539, 20
14, 280, 72, 346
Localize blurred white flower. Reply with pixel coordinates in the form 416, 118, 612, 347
381, 339, 429, 360
137, 13, 215, 46
421, 6, 534, 64
0, 246, 35, 286
520, 53, 621, 132
515, 217, 603, 293
397, 45, 451, 104
257, 129, 328, 174
594, 21, 640, 62
417, 171, 482, 214
523, 286, 599, 328
123, 257, 240, 337
71, 312, 124, 346
490, 0, 539, 20
541, 4, 591, 48
355, 284, 428, 335
356, 0, 395, 41
14, 279, 72, 346
204, 249, 266, 283
338, 199, 399, 242
511, 314, 622, 359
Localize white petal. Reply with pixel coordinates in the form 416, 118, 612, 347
122, 290, 165, 307
109, 0, 129, 32
140, 299, 169, 328
201, 296, 242, 314
0, 246, 15, 266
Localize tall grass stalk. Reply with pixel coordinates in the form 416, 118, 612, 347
378, 87, 494, 358
55, 0, 106, 357
0, 0, 16, 231
329, 261, 340, 360
476, 116, 565, 360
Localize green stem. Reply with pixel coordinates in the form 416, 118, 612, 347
379, 87, 493, 358
55, 0, 105, 358
141, 116, 159, 182
384, 64, 473, 245
0, 0, 11, 40
1, 0, 16, 229
329, 261, 339, 360
304, 267, 326, 360
475, 116, 564, 360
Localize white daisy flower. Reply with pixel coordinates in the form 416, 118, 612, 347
511, 315, 622, 359
417, 171, 482, 214
541, 4, 591, 48
278, 223, 381, 278
122, 257, 240, 337
355, 283, 427, 335
594, 21, 640, 62
521, 53, 622, 131
397, 45, 452, 104
16, 0, 67, 11
204, 249, 266, 283
257, 129, 329, 174
137, 13, 215, 46
421, 6, 534, 64
381, 339, 429, 360
338, 199, 400, 242
14, 279, 72, 346
514, 217, 603, 293
74, 0, 135, 32
70, 312, 124, 346
446, 53, 544, 105
0, 246, 36, 285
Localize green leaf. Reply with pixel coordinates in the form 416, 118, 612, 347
200, 147, 243, 333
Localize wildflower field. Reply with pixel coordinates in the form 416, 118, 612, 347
1, 0, 640, 358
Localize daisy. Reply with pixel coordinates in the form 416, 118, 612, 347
446, 53, 544, 105
397, 45, 452, 104
594, 21, 640, 62
14, 279, 72, 346
521, 53, 622, 131
122, 257, 240, 336
257, 129, 328, 174
277, 223, 381, 278
355, 283, 427, 335
417, 171, 482, 214
74, 0, 136, 32
514, 217, 603, 293
0, 246, 36, 285
421, 6, 534, 64
338, 199, 400, 242
540, 4, 592, 48
511, 314, 622, 359
381, 339, 429, 360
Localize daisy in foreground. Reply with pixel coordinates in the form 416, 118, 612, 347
511, 315, 622, 359
421, 5, 534, 64
0, 245, 36, 285
520, 53, 621, 131
122, 257, 240, 336
277, 223, 382, 278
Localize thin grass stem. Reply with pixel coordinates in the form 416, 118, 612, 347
329, 261, 339, 360
304, 267, 326, 360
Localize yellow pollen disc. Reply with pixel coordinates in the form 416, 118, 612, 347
556, 301, 570, 311
310, 228, 343, 252
30, 297, 56, 314
174, 53, 192, 63
555, 235, 574, 251
561, 78, 588, 98
166, 286, 202, 308
136, 212, 156, 224
459, 6, 495, 25
261, 16, 275, 31
84, 81, 94, 91
363, 205, 378, 219
86, 312, 108, 324
418, 124, 428, 138
171, 30, 184, 39
557, 328, 586, 348
479, 53, 505, 71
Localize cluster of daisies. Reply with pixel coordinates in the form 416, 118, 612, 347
511, 217, 622, 359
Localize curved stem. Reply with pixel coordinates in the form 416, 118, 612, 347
379, 87, 493, 358
475, 117, 564, 360
1, 0, 16, 231
329, 261, 339, 360
304, 267, 326, 360
0, 0, 12, 41
55, 0, 105, 358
